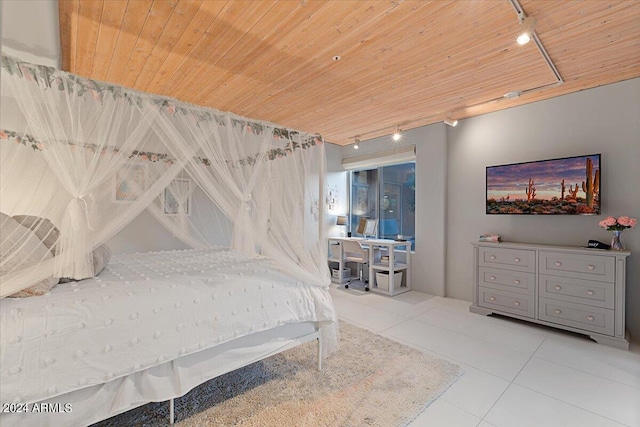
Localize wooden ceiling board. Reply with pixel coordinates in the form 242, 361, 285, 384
104, 0, 154, 82
185, 1, 302, 99
90, 0, 128, 81
191, 1, 390, 107
165, 0, 278, 100
213, 2, 479, 116
190, 1, 341, 104
142, 0, 230, 94
129, 0, 205, 89
73, 0, 103, 76
58, 0, 640, 145
58, 0, 80, 71
119, 0, 182, 88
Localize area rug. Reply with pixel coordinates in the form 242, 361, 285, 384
94, 321, 462, 426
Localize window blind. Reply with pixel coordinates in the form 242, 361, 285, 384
342, 145, 415, 170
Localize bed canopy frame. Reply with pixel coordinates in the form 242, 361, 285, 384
0, 55, 329, 297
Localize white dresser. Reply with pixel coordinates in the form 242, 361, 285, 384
470, 241, 631, 349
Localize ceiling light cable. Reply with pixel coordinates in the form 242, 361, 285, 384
343, 0, 562, 145
508, 0, 563, 84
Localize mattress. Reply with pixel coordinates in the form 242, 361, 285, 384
1, 248, 336, 407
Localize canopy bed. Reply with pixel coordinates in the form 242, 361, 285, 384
0, 55, 337, 426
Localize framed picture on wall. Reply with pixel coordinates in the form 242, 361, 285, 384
113, 164, 147, 203
163, 178, 191, 215
363, 218, 379, 236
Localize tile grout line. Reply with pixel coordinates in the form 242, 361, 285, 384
409, 314, 545, 358
531, 353, 640, 391
477, 333, 550, 423
514, 382, 632, 427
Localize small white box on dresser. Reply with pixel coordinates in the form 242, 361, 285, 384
470, 241, 631, 350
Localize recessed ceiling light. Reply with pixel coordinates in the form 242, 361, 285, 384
503, 91, 522, 99
332, 55, 341, 61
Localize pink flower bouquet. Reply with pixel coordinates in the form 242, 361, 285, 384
599, 216, 637, 231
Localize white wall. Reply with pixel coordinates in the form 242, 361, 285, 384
324, 142, 349, 238
340, 125, 448, 295
107, 186, 232, 255
326, 78, 639, 340
0, 0, 60, 68
106, 210, 189, 254
446, 78, 640, 341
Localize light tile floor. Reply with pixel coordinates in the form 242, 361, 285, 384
328, 284, 640, 427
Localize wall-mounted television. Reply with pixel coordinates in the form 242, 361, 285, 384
486, 154, 601, 215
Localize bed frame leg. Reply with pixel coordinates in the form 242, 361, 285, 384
169, 398, 175, 424
317, 329, 323, 371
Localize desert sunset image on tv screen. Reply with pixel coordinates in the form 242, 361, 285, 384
486, 154, 600, 215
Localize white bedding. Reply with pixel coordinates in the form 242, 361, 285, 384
2, 322, 318, 427
0, 248, 336, 406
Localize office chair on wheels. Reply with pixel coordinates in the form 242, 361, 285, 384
341, 239, 374, 291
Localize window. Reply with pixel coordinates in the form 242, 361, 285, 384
349, 162, 415, 250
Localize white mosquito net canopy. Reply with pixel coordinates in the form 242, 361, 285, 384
0, 55, 329, 298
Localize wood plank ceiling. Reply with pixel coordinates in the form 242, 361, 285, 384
58, 0, 640, 146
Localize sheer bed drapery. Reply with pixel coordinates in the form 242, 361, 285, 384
0, 55, 330, 299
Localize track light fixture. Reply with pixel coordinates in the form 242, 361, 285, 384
444, 117, 458, 127
516, 16, 537, 45
392, 126, 402, 141
353, 137, 360, 150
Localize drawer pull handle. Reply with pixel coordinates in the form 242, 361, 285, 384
587, 290, 594, 296
554, 309, 562, 314
587, 315, 594, 321
514, 280, 520, 284
587, 265, 595, 270
489, 297, 496, 302
514, 257, 520, 262
554, 285, 562, 290
490, 276, 496, 280
490, 255, 496, 260
514, 301, 521, 307
555, 261, 562, 267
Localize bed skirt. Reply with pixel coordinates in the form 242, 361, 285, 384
1, 322, 320, 427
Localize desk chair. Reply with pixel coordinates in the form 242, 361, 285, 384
341, 239, 374, 291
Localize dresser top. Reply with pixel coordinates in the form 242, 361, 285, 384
471, 241, 631, 257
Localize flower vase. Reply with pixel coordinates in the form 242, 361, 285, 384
610, 230, 624, 251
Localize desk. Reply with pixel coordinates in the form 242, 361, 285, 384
328, 237, 411, 296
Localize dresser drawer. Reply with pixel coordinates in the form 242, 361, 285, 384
539, 298, 614, 336
539, 251, 615, 282
478, 287, 534, 318
539, 275, 614, 309
479, 247, 535, 273
479, 267, 534, 295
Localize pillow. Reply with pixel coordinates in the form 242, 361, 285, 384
58, 244, 112, 283
12, 215, 59, 256
91, 244, 112, 276
1, 212, 59, 298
